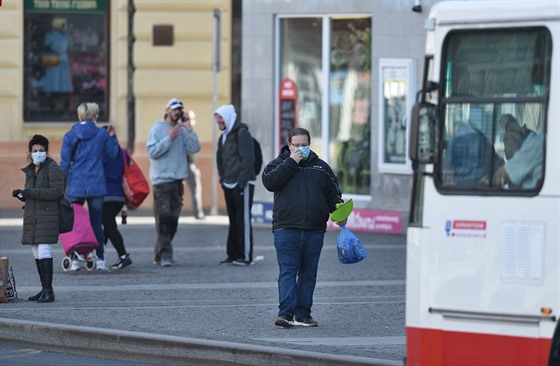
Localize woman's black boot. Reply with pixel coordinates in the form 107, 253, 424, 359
28, 259, 43, 301
37, 258, 55, 303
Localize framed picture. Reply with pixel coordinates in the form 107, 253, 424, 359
378, 59, 415, 174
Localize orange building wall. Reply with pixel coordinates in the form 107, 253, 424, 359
0, 141, 225, 215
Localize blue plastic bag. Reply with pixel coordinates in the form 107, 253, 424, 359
336, 225, 367, 264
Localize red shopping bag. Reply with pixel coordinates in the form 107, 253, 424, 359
122, 148, 150, 208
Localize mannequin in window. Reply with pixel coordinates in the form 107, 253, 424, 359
43, 16, 73, 114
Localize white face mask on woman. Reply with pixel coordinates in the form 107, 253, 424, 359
32, 151, 47, 165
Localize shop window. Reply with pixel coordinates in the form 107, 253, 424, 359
23, 0, 109, 122
278, 16, 372, 196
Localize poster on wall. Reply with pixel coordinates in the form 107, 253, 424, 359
279, 79, 297, 149
378, 59, 415, 174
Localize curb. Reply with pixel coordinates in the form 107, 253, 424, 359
0, 318, 402, 366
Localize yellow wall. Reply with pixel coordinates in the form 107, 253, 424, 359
0, 0, 231, 211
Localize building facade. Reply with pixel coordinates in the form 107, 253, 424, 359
0, 0, 235, 213
0, 0, 442, 232
243, 0, 438, 233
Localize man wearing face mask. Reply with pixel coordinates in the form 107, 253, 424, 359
13, 134, 64, 303
262, 127, 346, 327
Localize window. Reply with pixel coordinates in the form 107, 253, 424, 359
437, 28, 551, 192
278, 16, 372, 196
23, 0, 109, 122
378, 58, 414, 174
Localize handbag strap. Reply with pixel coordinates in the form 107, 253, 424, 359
121, 148, 130, 168
64, 132, 80, 189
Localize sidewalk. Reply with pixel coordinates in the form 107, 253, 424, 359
0, 211, 406, 366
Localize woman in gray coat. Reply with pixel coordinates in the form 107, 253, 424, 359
12, 135, 64, 303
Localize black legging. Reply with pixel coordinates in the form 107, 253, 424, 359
102, 201, 127, 257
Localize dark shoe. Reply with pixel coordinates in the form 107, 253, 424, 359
37, 289, 55, 303
28, 290, 43, 302
274, 315, 293, 328
111, 254, 132, 269
218, 257, 235, 265
294, 316, 318, 327
232, 258, 253, 266
161, 256, 173, 267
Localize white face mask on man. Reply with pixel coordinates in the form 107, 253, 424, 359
32, 151, 47, 165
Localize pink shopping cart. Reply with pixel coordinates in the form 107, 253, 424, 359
59, 203, 99, 271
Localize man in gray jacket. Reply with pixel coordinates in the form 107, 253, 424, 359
146, 98, 200, 267
215, 104, 256, 266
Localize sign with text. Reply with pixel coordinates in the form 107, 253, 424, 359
25, 0, 106, 13
327, 208, 402, 234
445, 219, 487, 238
252, 201, 402, 234
251, 201, 273, 225
279, 78, 297, 149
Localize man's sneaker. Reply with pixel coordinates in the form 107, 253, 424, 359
274, 315, 293, 328
70, 260, 81, 271
96, 259, 108, 270
294, 316, 318, 327
218, 257, 235, 265
111, 254, 132, 269
161, 256, 173, 267
232, 258, 253, 266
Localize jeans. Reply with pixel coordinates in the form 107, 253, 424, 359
273, 228, 324, 319
70, 196, 105, 260
152, 181, 183, 261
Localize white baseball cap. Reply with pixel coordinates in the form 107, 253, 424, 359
166, 98, 184, 110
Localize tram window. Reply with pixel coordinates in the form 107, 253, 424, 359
437, 28, 550, 193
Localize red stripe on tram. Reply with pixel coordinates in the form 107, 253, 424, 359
406, 327, 552, 366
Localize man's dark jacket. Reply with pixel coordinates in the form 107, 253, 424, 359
262, 145, 342, 232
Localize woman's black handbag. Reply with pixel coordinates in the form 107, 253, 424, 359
59, 194, 74, 234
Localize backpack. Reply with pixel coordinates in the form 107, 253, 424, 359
121, 148, 150, 208
235, 129, 263, 175
252, 137, 263, 175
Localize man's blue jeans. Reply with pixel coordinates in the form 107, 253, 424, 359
273, 228, 324, 319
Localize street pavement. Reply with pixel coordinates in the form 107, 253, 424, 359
0, 209, 406, 366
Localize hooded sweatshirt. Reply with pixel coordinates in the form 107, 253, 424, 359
60, 120, 119, 197
215, 105, 256, 188
216, 104, 237, 144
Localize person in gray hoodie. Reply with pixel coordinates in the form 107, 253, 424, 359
215, 104, 256, 266
146, 98, 200, 267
